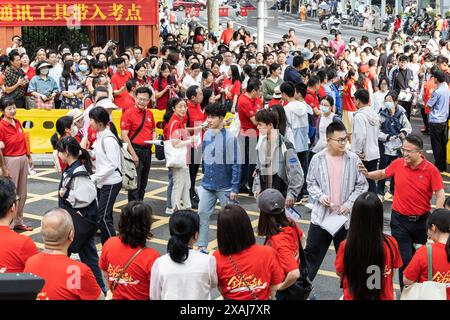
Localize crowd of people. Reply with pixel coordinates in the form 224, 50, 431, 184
0, 9, 449, 300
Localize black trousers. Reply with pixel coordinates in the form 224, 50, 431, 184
399, 101, 412, 120
390, 210, 428, 290
128, 145, 152, 202
189, 147, 201, 195
78, 234, 106, 293
377, 154, 398, 195
420, 108, 430, 133
297, 151, 309, 196
363, 159, 379, 193
240, 136, 256, 191
304, 223, 348, 281
429, 122, 448, 172
97, 182, 122, 245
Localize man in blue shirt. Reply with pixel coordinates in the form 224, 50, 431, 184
196, 103, 241, 254
427, 70, 450, 172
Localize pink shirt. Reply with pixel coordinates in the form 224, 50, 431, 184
326, 153, 344, 209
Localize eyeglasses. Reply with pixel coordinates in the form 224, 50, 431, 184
328, 136, 348, 144
401, 148, 420, 154
136, 97, 150, 102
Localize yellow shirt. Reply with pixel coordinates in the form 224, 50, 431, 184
436, 19, 443, 31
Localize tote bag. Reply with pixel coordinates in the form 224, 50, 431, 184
400, 244, 447, 300
164, 121, 188, 168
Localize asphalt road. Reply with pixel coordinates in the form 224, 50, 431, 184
175, 8, 389, 46
22, 115, 450, 300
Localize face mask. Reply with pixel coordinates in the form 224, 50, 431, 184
425, 62, 433, 69
385, 101, 395, 110
71, 125, 78, 137
81, 50, 88, 57
249, 64, 256, 69
40, 68, 49, 75
320, 105, 330, 113
79, 65, 89, 72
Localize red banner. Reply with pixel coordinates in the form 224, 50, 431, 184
0, 0, 158, 27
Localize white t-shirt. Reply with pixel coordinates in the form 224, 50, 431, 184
182, 73, 202, 89
372, 90, 388, 114
150, 250, 218, 300
318, 113, 335, 143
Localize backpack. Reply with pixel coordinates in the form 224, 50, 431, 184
160, 24, 169, 38
101, 131, 138, 191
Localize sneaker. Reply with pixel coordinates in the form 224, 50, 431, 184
165, 207, 174, 215
191, 195, 199, 209
198, 247, 209, 254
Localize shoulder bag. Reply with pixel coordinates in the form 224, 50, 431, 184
277, 226, 313, 300
129, 111, 147, 144
164, 121, 188, 168
228, 255, 258, 300
400, 243, 447, 300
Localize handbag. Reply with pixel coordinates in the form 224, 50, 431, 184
164, 121, 188, 168
155, 134, 166, 160
228, 116, 241, 138
400, 244, 447, 300
277, 227, 313, 300
228, 255, 259, 300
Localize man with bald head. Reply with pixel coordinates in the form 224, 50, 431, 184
24, 208, 104, 300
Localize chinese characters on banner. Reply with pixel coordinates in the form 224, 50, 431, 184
0, 0, 157, 26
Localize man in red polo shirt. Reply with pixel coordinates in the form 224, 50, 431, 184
238, 78, 262, 195
24, 208, 103, 300
304, 75, 321, 127
111, 57, 132, 109
0, 177, 38, 273
121, 86, 155, 202
121, 78, 137, 114
219, 21, 234, 46
360, 134, 445, 290
185, 85, 205, 208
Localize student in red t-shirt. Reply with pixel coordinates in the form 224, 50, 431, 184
335, 192, 403, 300
220, 65, 242, 113
0, 177, 38, 273
214, 205, 284, 300
342, 69, 358, 140
111, 57, 132, 109
24, 208, 103, 300
404, 209, 450, 300
153, 63, 179, 111
305, 75, 322, 127
0, 97, 34, 231
257, 189, 306, 300
100, 201, 160, 300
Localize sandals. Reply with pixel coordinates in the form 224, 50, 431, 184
14, 225, 33, 232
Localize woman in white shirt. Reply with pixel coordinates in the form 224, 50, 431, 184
150, 210, 218, 300
372, 78, 389, 114
89, 106, 123, 245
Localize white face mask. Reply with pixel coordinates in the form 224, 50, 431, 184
71, 125, 78, 137
80, 50, 88, 57
385, 101, 395, 110
320, 105, 330, 113
40, 68, 49, 75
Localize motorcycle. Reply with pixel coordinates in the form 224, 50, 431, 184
352, 11, 364, 27
341, 13, 351, 25
382, 15, 393, 32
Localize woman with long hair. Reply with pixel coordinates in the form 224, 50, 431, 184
56, 136, 106, 294
153, 63, 178, 110
89, 106, 122, 245
403, 208, 450, 299
100, 201, 160, 300
220, 64, 241, 113
214, 205, 284, 300
50, 115, 77, 173
335, 192, 402, 300
150, 210, 218, 299
60, 60, 83, 109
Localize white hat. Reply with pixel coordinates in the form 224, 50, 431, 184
66, 108, 84, 122
96, 98, 119, 110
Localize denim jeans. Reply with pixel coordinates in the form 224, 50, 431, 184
196, 186, 233, 248
167, 168, 173, 209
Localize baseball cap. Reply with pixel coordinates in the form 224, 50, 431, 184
80, 44, 89, 51
257, 188, 285, 215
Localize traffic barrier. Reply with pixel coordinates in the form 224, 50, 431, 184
15, 109, 167, 154
219, 6, 229, 17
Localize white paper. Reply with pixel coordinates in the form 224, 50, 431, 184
320, 213, 348, 236
144, 140, 164, 146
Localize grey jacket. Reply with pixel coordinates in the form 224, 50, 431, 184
253, 133, 304, 201
351, 106, 380, 161
306, 149, 368, 229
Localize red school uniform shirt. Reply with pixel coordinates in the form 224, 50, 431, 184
23, 253, 101, 300
221, 78, 242, 101
343, 79, 357, 112
24, 66, 36, 96
99, 236, 160, 300
111, 70, 133, 108
335, 236, 403, 300
403, 242, 450, 300
163, 114, 188, 141
0, 226, 39, 273
213, 244, 284, 300
385, 157, 444, 216
238, 94, 259, 137
304, 89, 320, 126
186, 101, 206, 128
120, 91, 136, 114
0, 118, 27, 157
265, 223, 304, 275
120, 106, 155, 146
153, 77, 175, 111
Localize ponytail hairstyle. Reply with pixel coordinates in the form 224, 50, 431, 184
167, 210, 199, 264
163, 97, 183, 127
345, 68, 356, 83
55, 136, 93, 174
426, 209, 450, 262
89, 106, 122, 147
51, 116, 73, 149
